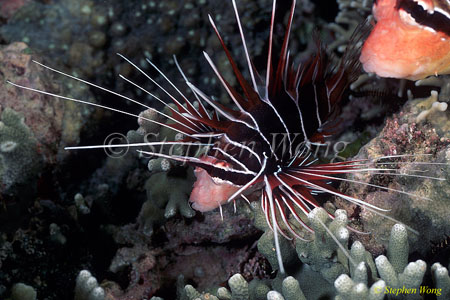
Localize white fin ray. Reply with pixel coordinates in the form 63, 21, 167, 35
264, 174, 286, 274
231, 0, 259, 93
65, 141, 213, 150
116, 54, 205, 132
291, 170, 433, 201
118, 74, 202, 133
6, 81, 193, 137
173, 55, 212, 121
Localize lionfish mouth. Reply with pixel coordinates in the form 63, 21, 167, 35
7, 0, 448, 274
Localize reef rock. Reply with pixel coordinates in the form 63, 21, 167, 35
338, 91, 450, 256
0, 42, 94, 226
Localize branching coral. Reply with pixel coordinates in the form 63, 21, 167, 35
140, 170, 196, 236
334, 224, 440, 300
180, 273, 307, 300
334, 273, 385, 300
144, 170, 196, 220
412, 91, 448, 124
10, 283, 37, 300
431, 263, 450, 299
295, 208, 350, 283
416, 75, 450, 102
105, 204, 450, 300
328, 0, 372, 53
74, 270, 105, 300
130, 106, 198, 236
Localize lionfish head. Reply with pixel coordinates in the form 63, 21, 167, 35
361, 0, 450, 80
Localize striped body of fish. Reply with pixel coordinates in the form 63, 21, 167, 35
360, 0, 450, 80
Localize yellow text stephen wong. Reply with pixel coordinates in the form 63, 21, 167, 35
374, 286, 442, 297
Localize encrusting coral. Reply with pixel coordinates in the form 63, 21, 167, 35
0, 108, 42, 196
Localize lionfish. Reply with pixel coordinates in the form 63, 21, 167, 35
8, 0, 446, 273
360, 0, 450, 80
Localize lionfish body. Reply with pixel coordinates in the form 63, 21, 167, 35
151, 0, 373, 267
159, 1, 363, 217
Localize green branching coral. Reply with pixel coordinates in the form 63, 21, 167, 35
179, 273, 307, 300
145, 170, 196, 219
132, 106, 198, 236
328, 0, 372, 53
334, 273, 385, 300
74, 270, 105, 300
432, 263, 450, 299
9, 283, 37, 300
416, 75, 450, 102
159, 207, 449, 300
0, 108, 42, 194
250, 202, 297, 271
296, 208, 350, 283
335, 224, 431, 300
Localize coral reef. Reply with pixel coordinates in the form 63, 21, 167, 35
334, 224, 426, 299
169, 213, 449, 300
333, 224, 450, 300
338, 90, 450, 255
